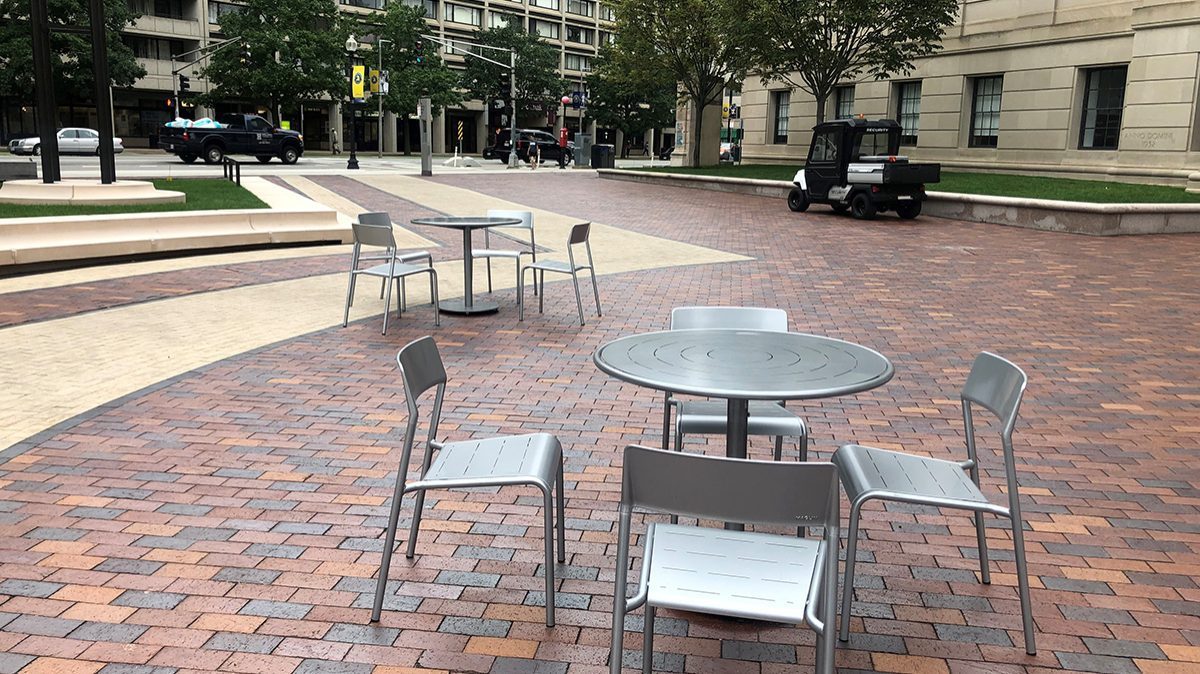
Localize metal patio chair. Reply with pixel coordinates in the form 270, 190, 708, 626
664, 306, 809, 462
832, 351, 1037, 654
370, 336, 566, 627
609, 445, 839, 674
474, 209, 538, 295
518, 221, 600, 326
356, 212, 433, 310
343, 222, 439, 334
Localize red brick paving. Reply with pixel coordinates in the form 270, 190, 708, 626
1, 171, 1199, 674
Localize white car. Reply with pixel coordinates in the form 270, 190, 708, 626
8, 128, 125, 156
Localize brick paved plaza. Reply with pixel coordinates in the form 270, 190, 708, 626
1, 172, 1198, 674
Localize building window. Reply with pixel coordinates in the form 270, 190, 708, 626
444, 3, 481, 26
341, 0, 384, 8
565, 25, 593, 45
598, 30, 613, 46
129, 0, 186, 20
207, 0, 243, 23
834, 85, 855, 119
121, 35, 186, 60
599, 3, 614, 21
401, 0, 437, 17
969, 75, 1003, 147
488, 11, 515, 28
772, 90, 790, 144
531, 19, 560, 38
530, 0, 559, 9
567, 0, 593, 17
1079, 66, 1127, 150
565, 53, 591, 71
896, 81, 921, 146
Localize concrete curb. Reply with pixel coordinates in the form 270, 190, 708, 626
596, 169, 1200, 236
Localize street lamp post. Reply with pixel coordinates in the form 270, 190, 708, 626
345, 34, 360, 170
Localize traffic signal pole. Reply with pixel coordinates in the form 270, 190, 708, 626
420, 34, 517, 167
170, 37, 243, 117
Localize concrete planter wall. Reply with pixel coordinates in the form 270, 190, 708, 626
595, 169, 1200, 236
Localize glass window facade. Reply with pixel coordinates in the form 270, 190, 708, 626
530, 0, 559, 9
970, 75, 1003, 147
565, 53, 591, 71
444, 3, 481, 25
1079, 66, 1127, 150
567, 0, 592, 17
489, 11, 515, 28
531, 19, 560, 38
834, 86, 855, 119
401, 0, 437, 16
772, 90, 790, 144
565, 25, 593, 44
896, 81, 921, 146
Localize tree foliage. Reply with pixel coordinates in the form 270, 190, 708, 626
458, 23, 564, 122
608, 0, 747, 166
585, 43, 676, 139
732, 0, 959, 122
199, 0, 350, 118
0, 0, 145, 103
373, 1, 462, 137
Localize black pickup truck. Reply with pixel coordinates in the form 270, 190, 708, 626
158, 114, 304, 165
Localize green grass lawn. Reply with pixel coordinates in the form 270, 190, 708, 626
0, 178, 269, 219
636, 164, 1200, 204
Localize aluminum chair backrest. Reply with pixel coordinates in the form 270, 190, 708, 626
962, 351, 1026, 435
358, 212, 392, 227
352, 221, 397, 250
568, 221, 591, 245
395, 337, 450, 475
620, 445, 837, 528
670, 306, 788, 332
485, 209, 534, 231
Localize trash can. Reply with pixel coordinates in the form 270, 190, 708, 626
591, 144, 615, 169
575, 133, 592, 168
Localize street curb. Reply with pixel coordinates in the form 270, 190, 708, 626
595, 169, 1200, 236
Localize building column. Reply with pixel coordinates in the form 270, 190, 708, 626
383, 111, 397, 153
330, 101, 342, 152
643, 128, 654, 155
614, 129, 624, 157
475, 111, 487, 155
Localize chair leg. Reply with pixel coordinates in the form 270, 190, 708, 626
404, 490, 427, 559
486, 257, 493, 293
556, 456, 566, 563
661, 393, 671, 451
1011, 515, 1037, 655
571, 271, 585, 326
401, 277, 407, 312
395, 278, 404, 317
541, 483, 556, 627
774, 436, 783, 461
538, 271, 545, 314
670, 425, 684, 525
518, 267, 526, 321
381, 274, 394, 335
641, 605, 655, 674
800, 431, 809, 462
590, 269, 602, 317
429, 271, 440, 327
839, 501, 864, 642
343, 272, 357, 327
975, 511, 991, 584
378, 277, 385, 300
371, 477, 407, 622
610, 594, 625, 674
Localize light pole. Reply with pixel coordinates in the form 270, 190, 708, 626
345, 34, 360, 170
377, 38, 390, 159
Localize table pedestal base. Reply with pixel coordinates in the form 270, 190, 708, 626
438, 298, 500, 315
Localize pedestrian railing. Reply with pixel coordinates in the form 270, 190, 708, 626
221, 156, 241, 186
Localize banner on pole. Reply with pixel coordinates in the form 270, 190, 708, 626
352, 65, 365, 99
369, 68, 380, 94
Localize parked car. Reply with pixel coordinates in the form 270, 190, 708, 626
158, 114, 304, 164
8, 128, 125, 156
483, 129, 572, 165
787, 118, 940, 220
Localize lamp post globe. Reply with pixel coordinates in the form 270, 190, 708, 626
345, 34, 360, 170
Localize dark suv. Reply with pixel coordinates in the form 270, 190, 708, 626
484, 129, 572, 164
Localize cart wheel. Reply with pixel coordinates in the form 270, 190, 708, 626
896, 200, 922, 220
787, 188, 809, 213
831, 202, 850, 214
850, 193, 877, 220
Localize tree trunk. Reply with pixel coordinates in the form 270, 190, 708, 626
402, 114, 412, 155
815, 94, 827, 124
689, 98, 703, 167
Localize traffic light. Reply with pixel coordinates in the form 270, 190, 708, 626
178, 74, 191, 95
239, 42, 251, 64
414, 40, 424, 64
165, 97, 175, 110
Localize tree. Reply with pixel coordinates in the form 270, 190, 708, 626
458, 23, 564, 123
608, 0, 747, 166
733, 0, 958, 122
373, 2, 462, 154
199, 0, 350, 121
586, 43, 676, 143
0, 0, 145, 135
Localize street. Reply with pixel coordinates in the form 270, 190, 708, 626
0, 149, 669, 180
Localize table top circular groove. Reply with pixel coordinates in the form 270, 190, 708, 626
410, 216, 522, 229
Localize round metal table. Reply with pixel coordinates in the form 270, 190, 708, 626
593, 328, 894, 460
410, 216, 522, 315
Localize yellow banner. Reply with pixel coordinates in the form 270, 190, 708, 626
352, 65, 365, 99
369, 68, 380, 94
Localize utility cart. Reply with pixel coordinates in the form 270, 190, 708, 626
788, 118, 940, 220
